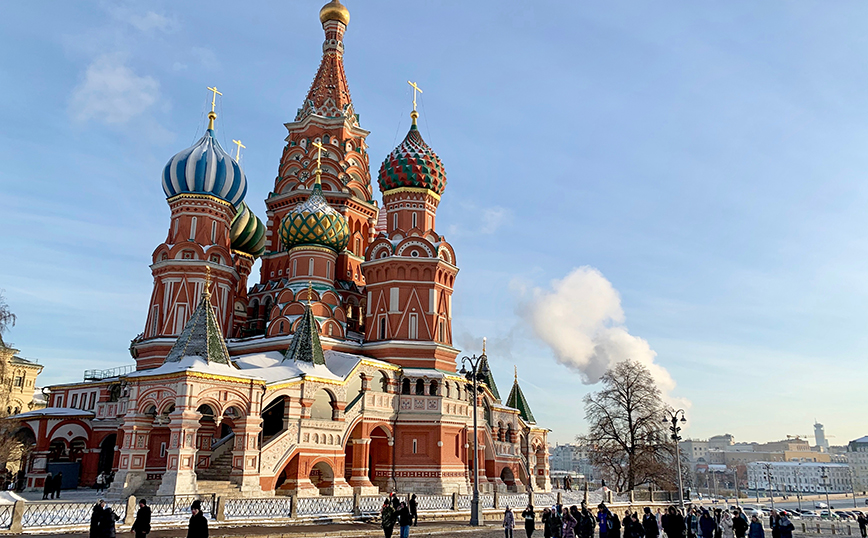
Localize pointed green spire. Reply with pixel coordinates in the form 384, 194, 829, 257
479, 354, 500, 400
164, 281, 231, 365
506, 367, 535, 424
283, 293, 325, 365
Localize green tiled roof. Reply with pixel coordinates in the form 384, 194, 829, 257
283, 303, 325, 365
506, 375, 535, 424
480, 355, 500, 400
165, 292, 231, 365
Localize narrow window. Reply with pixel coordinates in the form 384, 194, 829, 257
173, 219, 179, 240
71, 394, 79, 408
308, 258, 314, 276
409, 314, 418, 339
211, 220, 217, 243
393, 213, 398, 230
401, 379, 411, 394
439, 319, 446, 342
328, 324, 333, 336
292, 259, 298, 277
327, 260, 331, 277
88, 392, 96, 410
151, 305, 159, 336
412, 212, 417, 229
56, 396, 64, 407
413, 439, 418, 454
379, 317, 386, 340
415, 379, 425, 395
189, 216, 197, 240
175, 305, 187, 334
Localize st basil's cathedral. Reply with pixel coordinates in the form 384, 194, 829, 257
14, 1, 550, 498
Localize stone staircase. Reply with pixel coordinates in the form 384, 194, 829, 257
195, 438, 241, 495
133, 478, 162, 498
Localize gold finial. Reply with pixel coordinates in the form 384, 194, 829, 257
408, 81, 423, 125
207, 86, 222, 112
205, 265, 212, 296
307, 281, 313, 306
319, 0, 350, 26
311, 140, 325, 185
232, 139, 246, 162
482, 337, 487, 355
514, 365, 518, 383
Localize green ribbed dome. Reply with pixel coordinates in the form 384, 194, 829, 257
278, 183, 350, 253
230, 202, 267, 258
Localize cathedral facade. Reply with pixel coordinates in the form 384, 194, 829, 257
13, 1, 550, 498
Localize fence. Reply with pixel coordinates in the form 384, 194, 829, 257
21, 499, 126, 528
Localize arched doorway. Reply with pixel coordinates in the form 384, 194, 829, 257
309, 461, 335, 496
261, 397, 287, 443
501, 466, 517, 492
98, 434, 116, 474
369, 426, 392, 492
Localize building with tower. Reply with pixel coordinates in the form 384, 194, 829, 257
9, 0, 550, 498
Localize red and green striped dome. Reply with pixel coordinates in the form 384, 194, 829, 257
378, 121, 446, 196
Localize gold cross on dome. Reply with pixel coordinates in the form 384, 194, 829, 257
307, 281, 314, 306
232, 139, 245, 162
207, 86, 222, 112
205, 265, 212, 295
311, 140, 325, 183
407, 81, 423, 111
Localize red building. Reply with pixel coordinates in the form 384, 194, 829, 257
14, 0, 550, 498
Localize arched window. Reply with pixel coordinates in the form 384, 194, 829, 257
310, 390, 334, 420
429, 380, 438, 396
415, 379, 425, 395
497, 422, 504, 441
506, 424, 514, 443
401, 379, 411, 395
445, 382, 451, 398
379, 373, 389, 393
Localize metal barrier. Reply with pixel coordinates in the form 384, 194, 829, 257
22, 500, 126, 528
0, 504, 12, 530
224, 496, 293, 519
148, 493, 215, 518
295, 495, 354, 517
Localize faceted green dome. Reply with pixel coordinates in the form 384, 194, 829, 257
278, 182, 350, 253
230, 202, 266, 258
378, 115, 446, 196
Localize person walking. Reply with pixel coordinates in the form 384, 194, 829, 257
131, 499, 151, 538
95, 472, 106, 494
598, 504, 611, 538
187, 500, 208, 538
52, 472, 63, 499
42, 472, 53, 500
579, 503, 596, 538
504, 506, 516, 538
713, 509, 722, 538
686, 508, 699, 538
562, 505, 577, 538
733, 509, 748, 538
662, 506, 685, 538
630, 513, 646, 538
551, 506, 563, 538
777, 513, 794, 538
699, 510, 716, 538
543, 507, 554, 538
720, 510, 734, 538
89, 499, 120, 538
565, 475, 573, 491
397, 500, 412, 538
857, 513, 868, 538
522, 504, 536, 538
748, 515, 764, 538
381, 499, 397, 538
768, 510, 780, 538
643, 508, 660, 538
409, 494, 418, 526
569, 506, 581, 538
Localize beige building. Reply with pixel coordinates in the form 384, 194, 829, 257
0, 345, 44, 415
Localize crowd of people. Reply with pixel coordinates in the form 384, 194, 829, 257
89, 498, 207, 538
379, 493, 419, 538
497, 502, 794, 538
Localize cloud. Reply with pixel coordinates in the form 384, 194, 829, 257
480, 207, 510, 234
109, 7, 179, 34
518, 266, 688, 406
446, 204, 511, 237
70, 54, 160, 125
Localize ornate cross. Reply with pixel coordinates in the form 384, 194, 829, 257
232, 139, 245, 162
407, 80, 423, 111
311, 140, 325, 179
205, 265, 212, 295
207, 86, 222, 112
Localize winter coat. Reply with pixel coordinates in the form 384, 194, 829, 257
720, 515, 734, 538
748, 522, 764, 538
700, 515, 717, 538
505, 509, 516, 529
662, 513, 686, 538
523, 508, 536, 532
733, 515, 749, 538
43, 474, 53, 495
644, 514, 661, 538
187, 511, 209, 538
381, 505, 396, 530
551, 512, 563, 538
623, 516, 633, 538
579, 510, 596, 538
397, 505, 412, 527
778, 517, 794, 538
543, 511, 554, 538
89, 506, 119, 538
630, 519, 646, 538
562, 510, 577, 536
687, 514, 700, 537
131, 505, 152, 534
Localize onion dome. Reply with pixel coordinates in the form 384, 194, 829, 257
230, 202, 267, 258
162, 112, 247, 207
319, 0, 350, 25
378, 111, 447, 196
278, 181, 350, 253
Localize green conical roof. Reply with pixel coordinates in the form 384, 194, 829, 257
506, 371, 535, 424
164, 288, 231, 365
480, 355, 500, 400
283, 301, 325, 365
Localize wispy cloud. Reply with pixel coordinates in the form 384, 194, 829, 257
109, 7, 179, 34
70, 53, 160, 125
447, 203, 511, 237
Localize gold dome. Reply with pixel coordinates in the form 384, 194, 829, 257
319, 0, 350, 26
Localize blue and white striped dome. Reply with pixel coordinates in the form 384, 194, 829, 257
162, 118, 247, 207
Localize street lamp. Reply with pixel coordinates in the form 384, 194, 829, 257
793, 464, 802, 512
663, 409, 687, 509
848, 465, 858, 509
459, 344, 490, 527
821, 466, 832, 517
760, 463, 775, 510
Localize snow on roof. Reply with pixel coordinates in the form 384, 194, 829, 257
126, 355, 265, 381
232, 349, 363, 384
14, 407, 95, 419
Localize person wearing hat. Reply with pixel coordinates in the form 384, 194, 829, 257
89, 499, 120, 538
131, 498, 151, 538
187, 499, 208, 538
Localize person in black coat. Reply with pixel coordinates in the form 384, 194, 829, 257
579, 504, 596, 538
409, 494, 418, 526
89, 500, 120, 538
131, 499, 152, 538
187, 500, 209, 538
522, 504, 536, 538
397, 501, 412, 537
52, 472, 63, 499
662, 506, 685, 538
42, 472, 53, 500
643, 507, 660, 538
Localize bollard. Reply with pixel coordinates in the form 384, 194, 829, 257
817, 523, 821, 534
215, 496, 226, 522
832, 523, 836, 535
557, 491, 562, 506
290, 493, 298, 518
9, 500, 24, 534
124, 495, 137, 526
801, 522, 806, 533
494, 490, 500, 509
452, 492, 459, 511
630, 490, 635, 504
847, 524, 852, 536
353, 492, 361, 517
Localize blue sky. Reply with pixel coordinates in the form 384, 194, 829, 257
2, 1, 867, 445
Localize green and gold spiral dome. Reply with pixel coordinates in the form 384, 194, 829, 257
278, 182, 350, 253
230, 202, 267, 258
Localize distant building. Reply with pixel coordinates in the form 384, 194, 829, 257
746, 462, 849, 493
549, 443, 598, 483
815, 423, 829, 450
0, 344, 44, 415
681, 439, 710, 469
709, 434, 735, 450
848, 437, 868, 493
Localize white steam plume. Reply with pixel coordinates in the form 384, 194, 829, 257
519, 266, 687, 406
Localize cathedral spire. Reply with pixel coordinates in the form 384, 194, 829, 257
283, 296, 326, 365
506, 367, 536, 424
296, 0, 356, 123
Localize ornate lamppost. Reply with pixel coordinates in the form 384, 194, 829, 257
663, 409, 687, 509
459, 342, 490, 527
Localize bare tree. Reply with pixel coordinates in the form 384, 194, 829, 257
0, 291, 15, 348
577, 360, 678, 492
